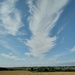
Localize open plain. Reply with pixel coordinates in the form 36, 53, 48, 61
0, 71, 75, 75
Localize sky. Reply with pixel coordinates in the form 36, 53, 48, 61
0, 0, 75, 67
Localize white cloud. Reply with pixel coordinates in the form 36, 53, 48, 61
57, 59, 75, 66
0, 0, 23, 35
57, 26, 64, 35
16, 30, 27, 36
57, 22, 68, 35
70, 46, 75, 52
0, 53, 25, 61
25, 0, 69, 57
0, 39, 19, 54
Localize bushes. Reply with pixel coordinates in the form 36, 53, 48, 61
0, 66, 75, 72
29, 66, 75, 72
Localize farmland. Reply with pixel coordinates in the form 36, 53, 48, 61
0, 71, 75, 75
0, 66, 75, 75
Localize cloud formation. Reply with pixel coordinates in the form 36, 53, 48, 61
70, 46, 75, 52
0, 53, 25, 61
0, 39, 19, 54
0, 0, 23, 35
25, 0, 69, 57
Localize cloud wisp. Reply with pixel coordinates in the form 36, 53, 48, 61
0, 0, 23, 35
0, 39, 19, 54
25, 0, 69, 57
0, 53, 25, 61
70, 46, 75, 52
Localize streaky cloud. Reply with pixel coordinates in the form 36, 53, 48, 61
0, 0, 23, 35
25, 0, 69, 57
57, 22, 68, 35
0, 53, 25, 61
0, 39, 19, 54
70, 46, 75, 52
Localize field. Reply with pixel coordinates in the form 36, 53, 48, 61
0, 71, 75, 75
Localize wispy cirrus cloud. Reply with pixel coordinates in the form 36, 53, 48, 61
25, 0, 69, 57
57, 22, 68, 35
0, 39, 19, 54
70, 46, 75, 52
58, 60, 75, 66
0, 53, 25, 61
0, 0, 23, 35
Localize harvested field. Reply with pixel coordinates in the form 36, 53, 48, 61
0, 71, 75, 75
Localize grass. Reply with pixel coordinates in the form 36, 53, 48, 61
0, 71, 75, 75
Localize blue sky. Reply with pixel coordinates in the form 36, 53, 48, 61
0, 0, 75, 67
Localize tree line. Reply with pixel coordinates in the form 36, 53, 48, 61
29, 66, 75, 72
0, 66, 75, 72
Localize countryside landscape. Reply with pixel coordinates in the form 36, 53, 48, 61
0, 66, 75, 75
0, 0, 75, 75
